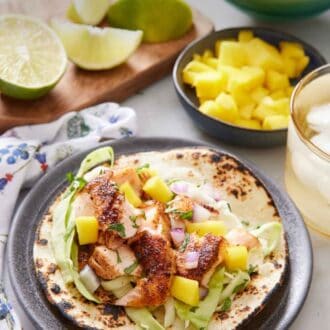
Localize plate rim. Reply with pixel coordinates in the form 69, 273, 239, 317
6, 137, 313, 329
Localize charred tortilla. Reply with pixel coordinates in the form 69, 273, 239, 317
33, 147, 287, 329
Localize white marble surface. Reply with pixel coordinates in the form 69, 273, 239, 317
4, 1, 330, 329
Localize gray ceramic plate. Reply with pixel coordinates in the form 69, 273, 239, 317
7, 137, 312, 329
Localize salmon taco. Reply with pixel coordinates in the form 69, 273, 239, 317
33, 146, 287, 329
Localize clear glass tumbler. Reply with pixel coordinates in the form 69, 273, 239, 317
285, 64, 330, 236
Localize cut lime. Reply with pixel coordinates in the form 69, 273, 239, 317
51, 19, 143, 70
67, 0, 110, 25
0, 15, 67, 100
107, 0, 193, 43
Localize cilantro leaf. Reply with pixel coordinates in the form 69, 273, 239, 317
248, 264, 258, 275
115, 250, 122, 263
220, 297, 232, 312
179, 233, 190, 252
108, 223, 126, 238
136, 163, 150, 174
233, 280, 248, 293
124, 261, 139, 274
66, 172, 74, 184
180, 210, 193, 220
129, 215, 139, 229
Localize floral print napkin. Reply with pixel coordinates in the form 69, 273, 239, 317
0, 102, 137, 329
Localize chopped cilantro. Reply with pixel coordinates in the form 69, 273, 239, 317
241, 220, 250, 227
108, 223, 126, 238
66, 171, 74, 184
136, 163, 149, 174
179, 233, 190, 252
220, 297, 232, 312
166, 178, 180, 185
180, 210, 193, 220
227, 203, 232, 212
233, 280, 248, 293
115, 250, 122, 263
129, 215, 139, 229
248, 264, 258, 275
124, 261, 139, 274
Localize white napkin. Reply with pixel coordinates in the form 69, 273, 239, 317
0, 102, 137, 329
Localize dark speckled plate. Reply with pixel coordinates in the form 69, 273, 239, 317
7, 137, 312, 329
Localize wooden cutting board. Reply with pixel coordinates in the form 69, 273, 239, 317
0, 1, 213, 132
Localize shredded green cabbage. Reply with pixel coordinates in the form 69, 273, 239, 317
125, 308, 164, 330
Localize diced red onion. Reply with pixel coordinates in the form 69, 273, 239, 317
199, 287, 209, 300
79, 265, 100, 293
184, 251, 200, 269
170, 181, 189, 195
170, 217, 185, 229
193, 204, 211, 222
170, 228, 185, 247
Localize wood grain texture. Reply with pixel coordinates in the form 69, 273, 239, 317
0, 1, 213, 132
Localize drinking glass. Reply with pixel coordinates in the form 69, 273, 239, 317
285, 64, 330, 236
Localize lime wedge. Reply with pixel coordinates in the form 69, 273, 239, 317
66, 3, 83, 24
0, 15, 67, 100
51, 19, 143, 70
107, 0, 193, 43
69, 0, 110, 25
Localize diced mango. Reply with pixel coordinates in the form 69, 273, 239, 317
239, 104, 255, 120
120, 182, 142, 207
262, 115, 289, 130
182, 70, 198, 85
171, 276, 199, 306
195, 71, 227, 99
228, 66, 265, 93
265, 70, 290, 91
286, 85, 294, 97
295, 55, 309, 76
280, 41, 305, 59
231, 88, 255, 108
183, 60, 214, 73
215, 40, 223, 57
202, 49, 213, 59
245, 38, 284, 72
270, 89, 287, 100
251, 86, 269, 104
199, 100, 221, 116
253, 96, 290, 121
236, 118, 261, 130
143, 176, 173, 203
224, 246, 248, 271
219, 41, 248, 67
282, 56, 296, 78
76, 216, 99, 245
203, 57, 218, 69
193, 53, 202, 61
186, 220, 227, 237
238, 30, 254, 42
214, 92, 239, 123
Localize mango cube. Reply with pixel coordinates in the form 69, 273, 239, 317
215, 40, 223, 57
219, 41, 247, 67
270, 89, 287, 100
262, 115, 289, 130
280, 41, 305, 59
246, 38, 284, 72
120, 182, 142, 207
251, 86, 269, 103
213, 92, 239, 123
195, 71, 227, 99
253, 96, 290, 121
202, 49, 213, 59
296, 56, 309, 76
231, 87, 255, 108
236, 118, 261, 130
265, 70, 290, 91
186, 221, 227, 237
224, 245, 248, 271
239, 104, 255, 120
76, 216, 99, 245
183, 60, 214, 73
143, 176, 173, 203
282, 56, 296, 78
286, 86, 294, 97
238, 30, 254, 42
171, 276, 199, 306
228, 66, 265, 93
203, 57, 218, 69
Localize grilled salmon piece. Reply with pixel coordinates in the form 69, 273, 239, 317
176, 233, 227, 287
115, 231, 175, 307
226, 228, 260, 250
88, 245, 142, 280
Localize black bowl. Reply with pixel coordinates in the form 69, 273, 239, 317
173, 27, 327, 147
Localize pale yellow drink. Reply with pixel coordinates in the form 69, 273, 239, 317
285, 66, 330, 236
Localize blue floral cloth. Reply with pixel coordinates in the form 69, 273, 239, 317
0, 102, 137, 329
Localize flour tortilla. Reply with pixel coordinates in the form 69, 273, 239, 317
33, 147, 288, 329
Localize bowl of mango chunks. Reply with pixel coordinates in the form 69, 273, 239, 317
173, 27, 326, 147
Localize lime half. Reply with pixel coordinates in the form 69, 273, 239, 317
51, 19, 143, 70
67, 0, 110, 25
0, 15, 67, 100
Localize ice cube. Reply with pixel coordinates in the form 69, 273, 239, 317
307, 104, 330, 133
311, 133, 330, 155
